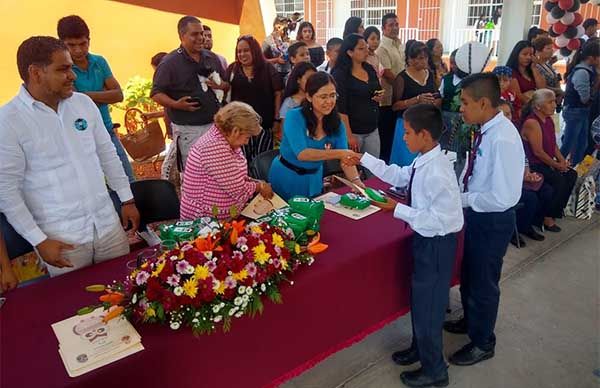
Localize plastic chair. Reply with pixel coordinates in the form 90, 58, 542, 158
130, 179, 180, 226
0, 213, 33, 260
250, 149, 280, 181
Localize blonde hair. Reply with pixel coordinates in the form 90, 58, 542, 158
214, 101, 262, 136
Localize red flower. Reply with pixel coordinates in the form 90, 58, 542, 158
223, 288, 236, 300
145, 277, 163, 301
213, 264, 229, 281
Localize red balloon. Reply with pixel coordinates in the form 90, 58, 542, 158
553, 21, 568, 34
559, 0, 575, 10
573, 12, 583, 26
567, 38, 581, 50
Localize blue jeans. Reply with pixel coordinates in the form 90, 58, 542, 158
110, 130, 136, 183
561, 107, 590, 166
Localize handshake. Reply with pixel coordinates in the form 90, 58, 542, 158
340, 150, 363, 167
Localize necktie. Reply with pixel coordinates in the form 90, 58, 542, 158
406, 166, 416, 207
462, 131, 483, 192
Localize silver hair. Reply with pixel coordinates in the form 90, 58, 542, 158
530, 88, 555, 110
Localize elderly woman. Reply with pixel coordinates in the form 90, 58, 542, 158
180, 102, 274, 220
520, 89, 577, 233
269, 72, 363, 200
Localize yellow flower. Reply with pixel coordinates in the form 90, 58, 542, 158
213, 280, 226, 295
280, 258, 289, 270
272, 233, 284, 248
252, 243, 271, 265
250, 225, 264, 235
194, 265, 210, 280
183, 277, 198, 298
151, 259, 166, 277
233, 269, 248, 281
294, 244, 301, 255
145, 307, 156, 318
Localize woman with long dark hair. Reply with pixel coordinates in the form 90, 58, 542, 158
227, 35, 284, 164
280, 61, 317, 125
426, 38, 448, 88
520, 89, 577, 232
332, 33, 382, 157
506, 40, 545, 105
268, 72, 363, 199
296, 21, 325, 67
343, 16, 364, 38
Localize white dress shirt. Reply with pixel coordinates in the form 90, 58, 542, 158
0, 86, 133, 247
460, 112, 525, 212
361, 145, 464, 237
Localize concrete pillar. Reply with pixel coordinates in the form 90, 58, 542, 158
497, 0, 533, 65
333, 0, 350, 36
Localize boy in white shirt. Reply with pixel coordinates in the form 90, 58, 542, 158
345, 104, 463, 388
317, 38, 342, 74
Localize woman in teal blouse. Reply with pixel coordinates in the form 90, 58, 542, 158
269, 72, 363, 199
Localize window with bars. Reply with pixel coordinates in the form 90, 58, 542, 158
467, 0, 503, 27
274, 0, 304, 18
350, 0, 397, 28
531, 0, 542, 27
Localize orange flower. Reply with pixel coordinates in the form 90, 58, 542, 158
102, 305, 125, 323
195, 235, 222, 252
99, 291, 125, 306
307, 233, 328, 255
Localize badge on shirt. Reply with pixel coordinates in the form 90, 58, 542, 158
324, 142, 332, 150
74, 118, 88, 131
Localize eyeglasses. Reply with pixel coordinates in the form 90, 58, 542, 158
314, 93, 338, 101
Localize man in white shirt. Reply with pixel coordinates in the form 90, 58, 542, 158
0, 36, 140, 277
346, 105, 463, 387
376, 13, 405, 163
582, 18, 598, 42
445, 73, 524, 366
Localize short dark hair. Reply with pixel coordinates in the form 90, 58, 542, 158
405, 40, 429, 66
288, 41, 308, 59
382, 13, 398, 28
326, 37, 343, 51
403, 105, 444, 141
17, 36, 67, 83
284, 61, 316, 99
583, 18, 598, 29
178, 16, 201, 36
343, 16, 363, 38
202, 25, 211, 31
532, 36, 553, 52
151, 52, 167, 68
527, 26, 547, 42
57, 15, 90, 40
460, 72, 502, 108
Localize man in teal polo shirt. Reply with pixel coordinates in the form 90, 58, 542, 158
57, 15, 135, 182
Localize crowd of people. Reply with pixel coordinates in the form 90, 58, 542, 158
0, 10, 598, 388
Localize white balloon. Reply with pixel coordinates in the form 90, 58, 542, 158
561, 12, 575, 26
555, 34, 570, 48
546, 13, 558, 25
576, 25, 585, 38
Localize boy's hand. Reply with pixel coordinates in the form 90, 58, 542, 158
371, 197, 398, 212
1, 264, 18, 292
341, 151, 363, 167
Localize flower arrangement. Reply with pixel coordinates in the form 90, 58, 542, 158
83, 219, 327, 335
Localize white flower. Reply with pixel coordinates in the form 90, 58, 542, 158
173, 287, 184, 296
192, 318, 199, 324
132, 294, 138, 304
238, 286, 246, 295
242, 295, 249, 303
170, 322, 181, 330
203, 251, 213, 260
185, 265, 195, 275
260, 284, 267, 292
169, 255, 178, 261
242, 302, 248, 310
240, 245, 248, 252
212, 305, 221, 314
219, 302, 225, 308
229, 307, 238, 316
245, 287, 253, 296
214, 315, 223, 323
234, 297, 243, 306
235, 311, 244, 318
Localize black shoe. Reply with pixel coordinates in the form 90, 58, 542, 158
544, 224, 561, 233
510, 234, 526, 248
400, 367, 449, 387
392, 347, 419, 365
443, 318, 468, 334
449, 342, 494, 366
524, 229, 545, 241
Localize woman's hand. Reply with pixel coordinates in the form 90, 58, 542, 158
1, 264, 18, 292
257, 181, 274, 199
348, 134, 360, 152
418, 93, 436, 105
555, 159, 569, 172
340, 150, 363, 167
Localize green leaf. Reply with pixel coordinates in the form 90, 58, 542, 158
248, 296, 264, 318
222, 316, 232, 332
229, 205, 238, 219
156, 304, 165, 321
267, 288, 283, 304
76, 305, 98, 315
212, 205, 219, 218
84, 284, 106, 292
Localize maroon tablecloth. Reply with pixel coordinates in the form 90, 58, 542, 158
0, 179, 463, 388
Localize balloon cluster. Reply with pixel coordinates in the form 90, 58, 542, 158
545, 0, 594, 57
